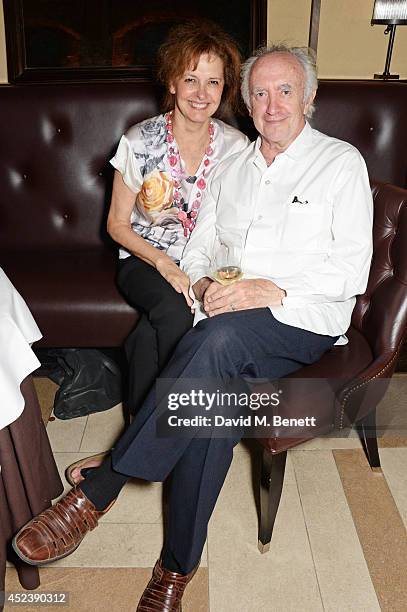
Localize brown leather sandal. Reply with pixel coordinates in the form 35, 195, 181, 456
65, 451, 108, 486
137, 559, 199, 611
12, 487, 115, 565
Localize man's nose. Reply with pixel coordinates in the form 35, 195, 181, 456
266, 94, 279, 114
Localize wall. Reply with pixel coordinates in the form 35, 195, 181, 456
268, 0, 311, 47
268, 0, 407, 80
1, 1, 406, 82
318, 0, 407, 79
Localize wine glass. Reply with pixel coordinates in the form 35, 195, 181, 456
211, 231, 243, 285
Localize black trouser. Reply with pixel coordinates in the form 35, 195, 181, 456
117, 256, 193, 415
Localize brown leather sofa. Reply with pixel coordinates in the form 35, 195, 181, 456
0, 80, 406, 348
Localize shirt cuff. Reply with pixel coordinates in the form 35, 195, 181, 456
187, 270, 210, 288
189, 284, 197, 302
281, 293, 306, 309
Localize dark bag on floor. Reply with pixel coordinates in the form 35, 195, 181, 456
51, 349, 122, 419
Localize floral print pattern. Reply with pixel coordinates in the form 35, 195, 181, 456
136, 169, 174, 217
110, 114, 248, 262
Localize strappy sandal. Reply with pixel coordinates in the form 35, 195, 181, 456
13, 487, 115, 565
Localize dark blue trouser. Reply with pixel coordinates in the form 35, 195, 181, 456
109, 309, 337, 574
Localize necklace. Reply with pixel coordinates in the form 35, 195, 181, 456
165, 111, 214, 237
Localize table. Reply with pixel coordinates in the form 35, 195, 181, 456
0, 268, 42, 429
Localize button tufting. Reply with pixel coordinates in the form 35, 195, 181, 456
56, 128, 62, 133
63, 213, 69, 220
98, 171, 103, 176
23, 174, 27, 179
369, 126, 374, 132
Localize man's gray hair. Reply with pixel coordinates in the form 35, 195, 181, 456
241, 44, 318, 119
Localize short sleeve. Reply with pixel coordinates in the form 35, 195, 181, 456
110, 134, 143, 195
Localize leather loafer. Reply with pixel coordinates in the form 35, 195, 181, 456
12, 487, 115, 566
137, 558, 198, 611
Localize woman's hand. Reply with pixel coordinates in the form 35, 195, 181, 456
156, 255, 193, 307
107, 173, 193, 308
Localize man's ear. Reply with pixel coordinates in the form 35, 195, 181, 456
304, 89, 316, 115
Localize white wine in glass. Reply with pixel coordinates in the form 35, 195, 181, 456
213, 265, 243, 285
211, 231, 244, 285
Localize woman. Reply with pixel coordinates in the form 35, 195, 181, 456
66, 20, 249, 484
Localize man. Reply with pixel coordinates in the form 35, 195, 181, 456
12, 45, 373, 612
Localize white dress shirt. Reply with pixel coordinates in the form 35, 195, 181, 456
181, 122, 373, 342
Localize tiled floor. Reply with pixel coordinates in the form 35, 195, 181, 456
5, 377, 407, 611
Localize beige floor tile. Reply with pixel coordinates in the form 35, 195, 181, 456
290, 433, 362, 451
208, 449, 323, 612
100, 479, 163, 525
232, 439, 252, 454
46, 414, 88, 452
50, 523, 164, 568
52, 452, 163, 524
49, 522, 207, 569
80, 403, 126, 452
292, 450, 380, 612
233, 442, 296, 486
380, 448, 407, 529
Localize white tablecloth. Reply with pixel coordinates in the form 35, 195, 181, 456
0, 268, 42, 429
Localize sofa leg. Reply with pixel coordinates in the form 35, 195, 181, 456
258, 448, 287, 553
356, 409, 382, 473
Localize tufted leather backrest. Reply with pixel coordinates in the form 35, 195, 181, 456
0, 82, 160, 252
0, 80, 406, 254
312, 81, 407, 189
352, 181, 407, 365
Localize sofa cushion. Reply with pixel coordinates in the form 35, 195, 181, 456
1, 250, 137, 347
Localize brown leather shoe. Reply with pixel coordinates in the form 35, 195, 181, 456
137, 559, 198, 611
12, 487, 115, 566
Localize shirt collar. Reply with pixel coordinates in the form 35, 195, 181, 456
252, 121, 313, 167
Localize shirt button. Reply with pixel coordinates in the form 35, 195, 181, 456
265, 180, 271, 185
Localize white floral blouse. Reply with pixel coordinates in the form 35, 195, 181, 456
110, 114, 249, 263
